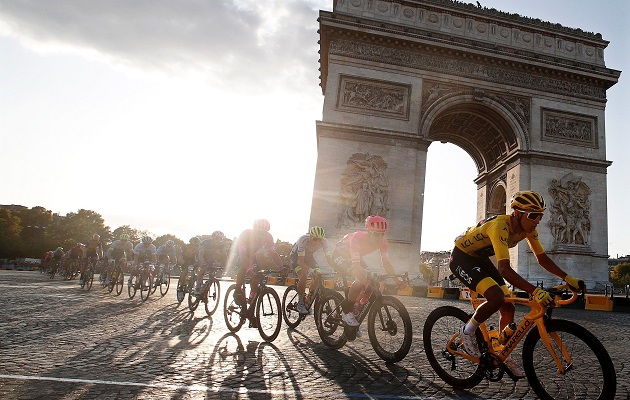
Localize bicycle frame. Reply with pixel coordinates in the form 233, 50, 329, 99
449, 285, 578, 374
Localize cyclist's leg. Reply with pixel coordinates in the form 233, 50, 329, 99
450, 247, 509, 327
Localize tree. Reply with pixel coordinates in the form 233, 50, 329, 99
56, 209, 111, 249
275, 240, 293, 267
418, 262, 434, 285
154, 234, 184, 249
16, 206, 54, 257
111, 225, 147, 245
610, 263, 630, 287
0, 209, 24, 258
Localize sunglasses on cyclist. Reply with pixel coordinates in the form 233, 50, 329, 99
521, 211, 543, 221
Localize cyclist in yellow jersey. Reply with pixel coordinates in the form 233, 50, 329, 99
449, 190, 584, 378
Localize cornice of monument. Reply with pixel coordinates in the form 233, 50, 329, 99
316, 120, 431, 150
319, 1, 621, 94
393, 0, 604, 41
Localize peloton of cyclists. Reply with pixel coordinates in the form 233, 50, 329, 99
290, 226, 335, 315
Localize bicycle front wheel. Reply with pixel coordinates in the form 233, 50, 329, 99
85, 267, 94, 290
176, 275, 187, 304
159, 271, 171, 297
223, 284, 246, 333
315, 290, 347, 349
282, 284, 303, 329
367, 295, 413, 363
256, 287, 281, 342
522, 319, 616, 400
140, 273, 153, 302
204, 279, 221, 316
128, 273, 138, 299
114, 268, 125, 296
423, 306, 483, 389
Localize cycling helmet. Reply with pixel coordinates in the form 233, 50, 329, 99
189, 237, 201, 245
309, 226, 325, 239
211, 231, 223, 238
76, 242, 84, 248
92, 234, 100, 240
253, 219, 270, 232
510, 191, 546, 213
365, 215, 388, 232
119, 233, 130, 241
56, 246, 63, 252
165, 240, 175, 247
141, 236, 153, 244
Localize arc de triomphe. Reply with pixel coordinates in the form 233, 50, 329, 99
308, 0, 620, 288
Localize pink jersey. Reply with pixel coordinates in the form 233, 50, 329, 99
337, 231, 389, 263
237, 229, 276, 263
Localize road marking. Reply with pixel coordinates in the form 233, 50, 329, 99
0, 374, 474, 399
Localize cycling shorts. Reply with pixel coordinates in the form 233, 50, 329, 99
291, 253, 321, 274
449, 247, 509, 296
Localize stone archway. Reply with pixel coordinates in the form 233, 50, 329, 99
310, 0, 620, 288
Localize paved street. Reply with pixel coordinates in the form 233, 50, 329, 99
0, 270, 627, 399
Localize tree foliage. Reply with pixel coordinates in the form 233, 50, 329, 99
610, 263, 630, 287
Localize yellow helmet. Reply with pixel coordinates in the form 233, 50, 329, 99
510, 191, 546, 213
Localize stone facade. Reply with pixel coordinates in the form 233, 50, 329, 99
311, 0, 620, 288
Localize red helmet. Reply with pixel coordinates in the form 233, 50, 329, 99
365, 215, 388, 232
253, 219, 270, 232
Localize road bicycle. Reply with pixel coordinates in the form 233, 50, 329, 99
151, 261, 172, 297
188, 264, 222, 316
315, 272, 413, 363
176, 264, 195, 305
282, 271, 333, 329
127, 261, 154, 302
79, 256, 97, 290
223, 268, 282, 342
423, 284, 616, 400
105, 258, 126, 296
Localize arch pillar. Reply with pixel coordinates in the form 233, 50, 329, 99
310, 121, 431, 275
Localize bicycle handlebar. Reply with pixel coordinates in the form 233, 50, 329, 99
549, 284, 579, 306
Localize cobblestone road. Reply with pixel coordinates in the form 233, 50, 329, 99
0, 271, 627, 399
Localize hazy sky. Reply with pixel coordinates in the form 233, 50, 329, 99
1, 1, 628, 257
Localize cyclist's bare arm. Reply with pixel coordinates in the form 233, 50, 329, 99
498, 259, 537, 294
535, 252, 570, 281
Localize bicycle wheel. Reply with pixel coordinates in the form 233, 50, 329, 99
423, 306, 484, 389
176, 275, 187, 304
188, 283, 201, 312
256, 287, 281, 342
223, 284, 246, 332
85, 266, 94, 290
282, 284, 304, 329
522, 319, 616, 400
128, 272, 138, 299
367, 295, 413, 363
114, 267, 125, 296
159, 270, 171, 297
140, 272, 153, 302
204, 279, 221, 316
315, 290, 347, 349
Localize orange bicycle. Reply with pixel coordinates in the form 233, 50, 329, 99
423, 284, 616, 400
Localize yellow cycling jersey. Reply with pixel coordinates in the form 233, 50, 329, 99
453, 215, 544, 261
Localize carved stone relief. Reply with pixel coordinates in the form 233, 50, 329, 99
542, 109, 597, 147
330, 39, 605, 100
337, 153, 389, 228
337, 75, 410, 119
548, 173, 591, 246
